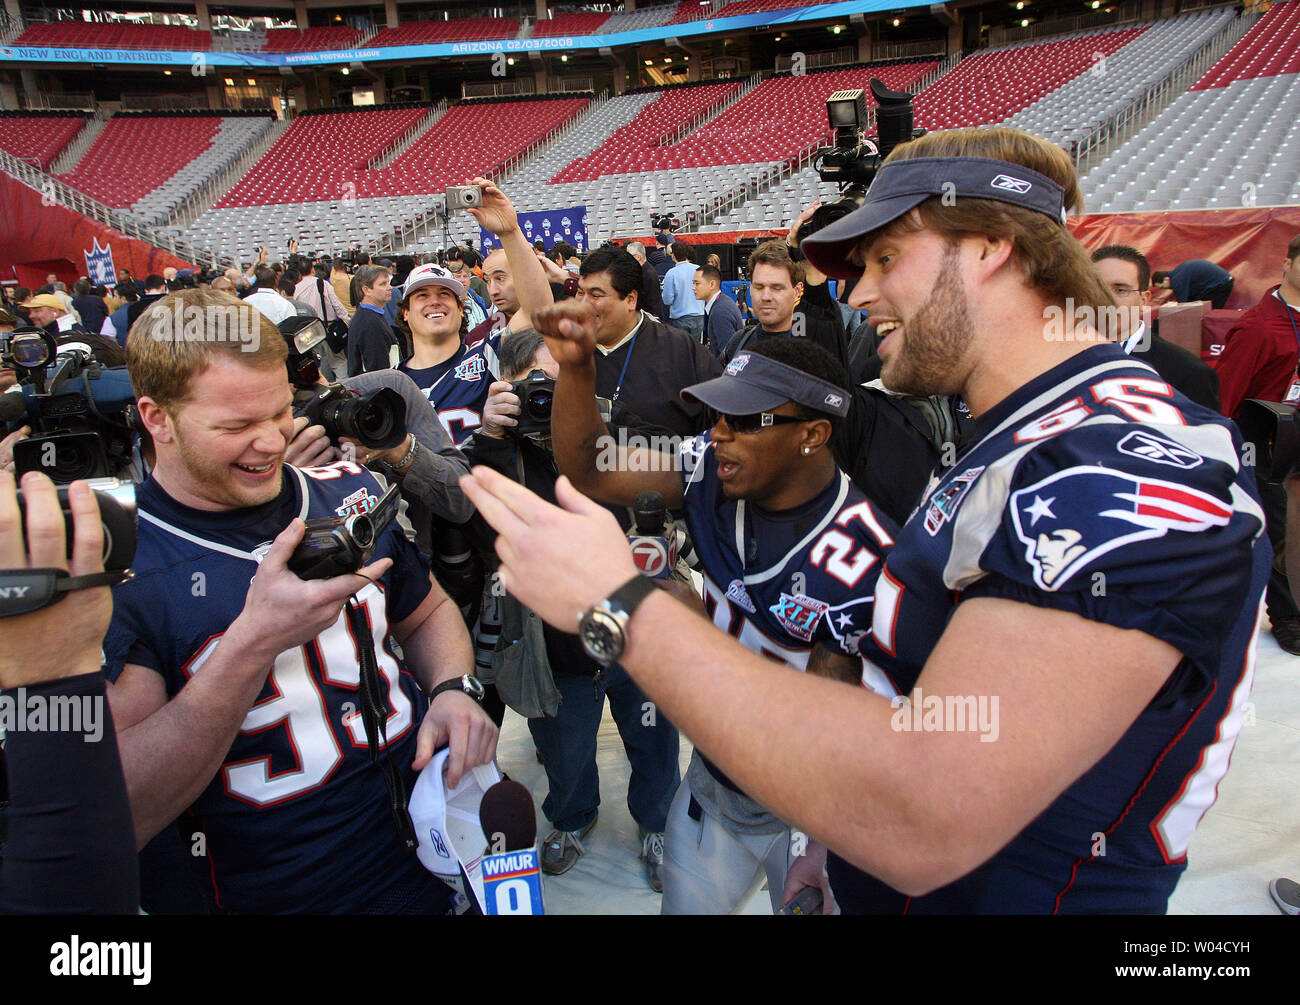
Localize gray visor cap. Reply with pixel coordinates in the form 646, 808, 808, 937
681, 350, 851, 418
802, 156, 1068, 280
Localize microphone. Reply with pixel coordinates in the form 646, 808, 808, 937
627, 490, 678, 580
477, 779, 545, 915
0, 389, 29, 426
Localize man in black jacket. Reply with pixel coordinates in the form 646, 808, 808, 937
724, 207, 850, 371
624, 240, 668, 322
346, 264, 402, 375
1091, 246, 1221, 412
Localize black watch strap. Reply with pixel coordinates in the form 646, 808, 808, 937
607, 573, 658, 621
427, 674, 485, 704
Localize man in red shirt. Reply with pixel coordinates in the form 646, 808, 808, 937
1215, 233, 1300, 653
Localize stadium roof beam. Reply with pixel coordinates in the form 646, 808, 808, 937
665, 36, 703, 83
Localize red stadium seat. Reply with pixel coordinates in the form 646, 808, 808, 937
1192, 0, 1300, 89
0, 115, 87, 171
15, 20, 211, 51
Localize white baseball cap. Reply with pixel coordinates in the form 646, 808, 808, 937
400, 263, 466, 302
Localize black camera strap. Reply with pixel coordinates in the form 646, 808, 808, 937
346, 596, 418, 853
0, 567, 131, 618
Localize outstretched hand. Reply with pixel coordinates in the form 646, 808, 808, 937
459, 467, 637, 630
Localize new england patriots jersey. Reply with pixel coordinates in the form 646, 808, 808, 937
400, 331, 501, 445
827, 344, 1270, 914
102, 462, 434, 914
676, 433, 917, 793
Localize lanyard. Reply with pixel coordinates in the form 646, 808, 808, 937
1279, 289, 1300, 354
611, 330, 639, 405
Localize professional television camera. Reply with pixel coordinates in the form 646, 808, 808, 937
0, 327, 137, 481
800, 77, 923, 241
1235, 399, 1300, 483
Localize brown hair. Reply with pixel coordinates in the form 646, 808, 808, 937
1288, 234, 1300, 261
881, 127, 1113, 313
126, 287, 287, 413
747, 240, 804, 287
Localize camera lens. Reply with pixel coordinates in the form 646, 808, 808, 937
349, 513, 375, 550
526, 387, 553, 421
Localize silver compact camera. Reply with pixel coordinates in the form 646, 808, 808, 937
445, 185, 483, 211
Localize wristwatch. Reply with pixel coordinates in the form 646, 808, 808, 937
427, 674, 485, 704
578, 574, 657, 666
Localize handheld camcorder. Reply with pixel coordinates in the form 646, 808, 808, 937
507, 368, 556, 438
288, 482, 399, 581
800, 78, 924, 241
0, 327, 137, 481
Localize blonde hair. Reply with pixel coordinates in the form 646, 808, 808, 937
882, 127, 1114, 313
126, 287, 286, 413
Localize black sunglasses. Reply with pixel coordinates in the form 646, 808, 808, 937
708, 409, 809, 435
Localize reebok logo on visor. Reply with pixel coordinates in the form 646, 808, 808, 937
991, 175, 1033, 194
824, 393, 844, 409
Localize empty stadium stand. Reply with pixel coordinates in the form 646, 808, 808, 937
551, 81, 743, 183
1082, 0, 1300, 212
368, 18, 520, 47
530, 12, 612, 38
1002, 7, 1236, 148
260, 26, 363, 53
15, 19, 211, 50
595, 5, 680, 33
913, 25, 1148, 132
56, 112, 274, 224
714, 0, 825, 18
0, 112, 87, 171
183, 97, 589, 257
213, 107, 430, 208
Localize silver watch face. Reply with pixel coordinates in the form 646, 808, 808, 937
580, 607, 625, 664
462, 675, 485, 700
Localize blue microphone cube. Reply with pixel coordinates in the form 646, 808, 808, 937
481, 848, 546, 915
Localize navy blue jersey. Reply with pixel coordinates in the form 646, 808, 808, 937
828, 344, 1269, 914
677, 432, 910, 691
102, 461, 434, 914
399, 332, 501, 445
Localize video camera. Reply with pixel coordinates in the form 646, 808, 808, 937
800, 78, 923, 241
1235, 399, 1300, 483
651, 214, 679, 233
0, 327, 137, 481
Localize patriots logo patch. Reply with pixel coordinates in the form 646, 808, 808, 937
924, 466, 984, 535
725, 579, 757, 614
725, 354, 751, 375
1010, 467, 1233, 590
770, 592, 828, 642
454, 356, 486, 382
826, 596, 875, 656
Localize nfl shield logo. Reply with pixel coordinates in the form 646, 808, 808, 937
83, 239, 117, 287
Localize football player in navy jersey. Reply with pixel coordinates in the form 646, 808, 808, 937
103, 288, 498, 914
398, 178, 552, 446
539, 315, 904, 913
462, 127, 1270, 914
